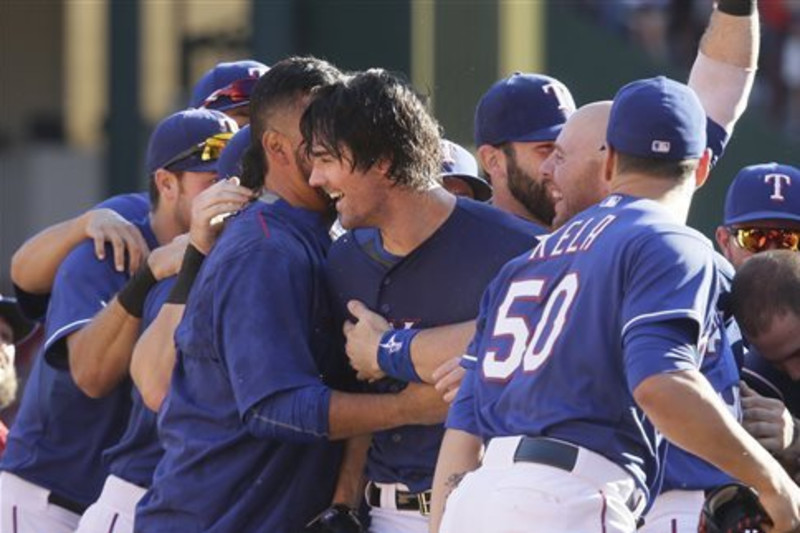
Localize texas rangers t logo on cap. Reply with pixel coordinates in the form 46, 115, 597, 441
765, 173, 791, 201
542, 82, 576, 112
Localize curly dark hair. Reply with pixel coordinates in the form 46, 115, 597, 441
240, 56, 344, 191
300, 68, 442, 191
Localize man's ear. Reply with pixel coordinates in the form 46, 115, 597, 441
694, 148, 712, 190
602, 146, 617, 185
715, 225, 732, 256
153, 169, 180, 204
476, 145, 504, 178
263, 130, 290, 167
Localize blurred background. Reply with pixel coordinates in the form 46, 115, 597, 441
1, 0, 798, 293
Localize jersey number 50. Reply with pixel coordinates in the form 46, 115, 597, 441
483, 273, 578, 380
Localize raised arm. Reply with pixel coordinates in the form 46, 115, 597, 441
689, 0, 759, 133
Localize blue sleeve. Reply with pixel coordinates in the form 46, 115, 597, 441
243, 386, 331, 443
706, 118, 729, 169
215, 245, 330, 422
445, 367, 479, 435
621, 231, 716, 389
43, 240, 129, 369
623, 320, 700, 394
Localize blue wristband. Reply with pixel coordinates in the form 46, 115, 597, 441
377, 328, 423, 383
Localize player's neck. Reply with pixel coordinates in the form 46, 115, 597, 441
611, 173, 694, 224
378, 186, 457, 256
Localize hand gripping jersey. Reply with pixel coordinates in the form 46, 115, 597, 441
1, 214, 158, 507
326, 197, 541, 493
447, 194, 720, 503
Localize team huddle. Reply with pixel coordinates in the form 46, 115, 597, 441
0, 0, 799, 532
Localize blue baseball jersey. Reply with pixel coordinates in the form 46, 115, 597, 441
326, 197, 540, 493
135, 199, 347, 533
742, 350, 799, 418
102, 277, 175, 488
13, 192, 151, 322
661, 253, 740, 492
1, 214, 158, 506
447, 195, 719, 501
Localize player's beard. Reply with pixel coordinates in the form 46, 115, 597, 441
506, 153, 555, 226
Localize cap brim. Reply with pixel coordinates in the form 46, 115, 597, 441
170, 158, 219, 174
206, 100, 249, 112
725, 211, 800, 226
442, 173, 493, 202
510, 123, 564, 143
0, 301, 35, 343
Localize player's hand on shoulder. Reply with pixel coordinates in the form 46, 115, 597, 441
84, 207, 150, 274
343, 300, 388, 381
190, 177, 254, 254
303, 504, 364, 533
147, 234, 189, 280
741, 382, 797, 454
433, 356, 464, 403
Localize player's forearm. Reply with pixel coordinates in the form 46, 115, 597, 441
635, 370, 795, 498
131, 303, 184, 411
331, 434, 371, 507
411, 320, 475, 384
328, 384, 448, 439
429, 429, 482, 533
10, 214, 90, 293
699, 4, 758, 69
67, 299, 141, 398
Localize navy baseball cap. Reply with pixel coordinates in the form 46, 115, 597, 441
0, 295, 35, 343
724, 162, 800, 225
217, 125, 251, 180
146, 108, 238, 175
440, 140, 492, 202
474, 72, 576, 147
190, 60, 269, 111
607, 76, 706, 160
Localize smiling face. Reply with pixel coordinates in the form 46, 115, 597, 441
308, 144, 392, 230
540, 102, 612, 229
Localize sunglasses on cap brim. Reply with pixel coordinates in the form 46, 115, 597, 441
201, 77, 259, 108
162, 132, 234, 171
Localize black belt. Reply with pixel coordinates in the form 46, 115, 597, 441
48, 491, 87, 515
366, 481, 432, 516
511, 437, 643, 516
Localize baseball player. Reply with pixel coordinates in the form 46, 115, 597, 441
135, 57, 446, 533
473, 71, 576, 229
129, 125, 254, 416
191, 59, 269, 127
430, 76, 800, 533
715, 162, 800, 270
0, 108, 237, 533
531, 3, 762, 528
733, 251, 800, 482
301, 69, 540, 533
439, 140, 492, 201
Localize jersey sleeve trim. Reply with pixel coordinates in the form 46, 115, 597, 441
622, 309, 702, 338
44, 318, 93, 352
